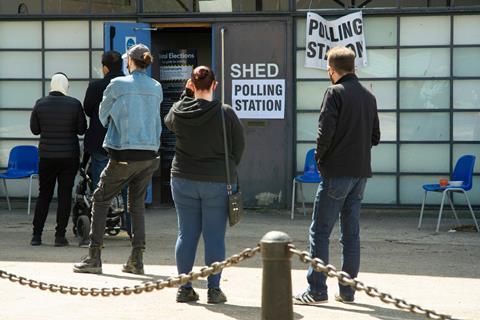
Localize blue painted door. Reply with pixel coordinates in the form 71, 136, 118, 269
104, 22, 152, 76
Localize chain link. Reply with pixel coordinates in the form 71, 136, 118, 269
0, 242, 457, 320
0, 246, 260, 297
288, 245, 453, 320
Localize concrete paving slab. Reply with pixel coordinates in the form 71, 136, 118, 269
0, 206, 479, 319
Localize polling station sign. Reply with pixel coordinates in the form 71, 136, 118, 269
305, 11, 367, 70
231, 63, 285, 119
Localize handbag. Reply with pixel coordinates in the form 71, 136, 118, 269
221, 107, 244, 227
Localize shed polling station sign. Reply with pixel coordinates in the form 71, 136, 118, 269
231, 63, 285, 119
305, 11, 367, 70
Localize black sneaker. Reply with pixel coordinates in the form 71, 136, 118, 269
54, 237, 69, 247
176, 287, 199, 303
292, 291, 328, 305
30, 234, 42, 246
207, 288, 227, 304
335, 293, 354, 304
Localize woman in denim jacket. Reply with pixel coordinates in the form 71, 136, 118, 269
74, 44, 162, 275
165, 66, 245, 304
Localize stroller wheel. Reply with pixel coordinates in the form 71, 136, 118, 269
76, 215, 90, 245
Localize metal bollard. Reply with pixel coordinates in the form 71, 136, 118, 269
261, 231, 293, 320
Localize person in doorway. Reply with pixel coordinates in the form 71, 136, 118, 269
73, 44, 162, 275
30, 72, 87, 246
165, 66, 245, 304
293, 47, 380, 305
83, 50, 131, 236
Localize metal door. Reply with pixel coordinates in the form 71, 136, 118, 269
213, 20, 293, 208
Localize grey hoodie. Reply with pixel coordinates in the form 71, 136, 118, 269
165, 91, 245, 183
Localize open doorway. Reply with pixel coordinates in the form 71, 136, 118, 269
150, 26, 213, 205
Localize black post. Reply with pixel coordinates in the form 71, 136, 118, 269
261, 231, 293, 320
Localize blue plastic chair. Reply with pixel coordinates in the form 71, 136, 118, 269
418, 155, 479, 233
291, 148, 322, 220
0, 145, 39, 215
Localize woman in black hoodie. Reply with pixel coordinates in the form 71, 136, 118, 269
165, 66, 245, 304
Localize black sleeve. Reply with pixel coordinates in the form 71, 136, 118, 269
164, 107, 175, 133
315, 88, 339, 164
165, 90, 194, 133
30, 103, 40, 135
225, 106, 245, 165
77, 102, 87, 135
182, 88, 194, 99
83, 82, 97, 118
371, 98, 380, 146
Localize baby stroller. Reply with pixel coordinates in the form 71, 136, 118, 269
72, 152, 125, 246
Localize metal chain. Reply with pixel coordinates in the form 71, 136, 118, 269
0, 246, 260, 297
289, 245, 453, 320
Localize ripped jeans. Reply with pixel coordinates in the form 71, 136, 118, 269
307, 177, 367, 298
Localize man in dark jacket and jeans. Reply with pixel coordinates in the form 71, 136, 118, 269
293, 47, 380, 305
83, 51, 130, 234
30, 72, 87, 246
84, 51, 124, 188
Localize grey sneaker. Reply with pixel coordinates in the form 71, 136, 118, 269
292, 291, 328, 305
335, 293, 354, 304
176, 287, 199, 303
207, 288, 227, 304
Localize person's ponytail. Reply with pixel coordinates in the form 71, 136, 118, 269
191, 66, 215, 91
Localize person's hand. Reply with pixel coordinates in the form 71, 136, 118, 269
185, 79, 194, 91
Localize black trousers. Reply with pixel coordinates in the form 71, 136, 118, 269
89, 157, 160, 249
32, 157, 79, 237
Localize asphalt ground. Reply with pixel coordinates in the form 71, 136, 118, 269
0, 203, 479, 320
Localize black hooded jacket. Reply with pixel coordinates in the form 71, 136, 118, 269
165, 92, 245, 183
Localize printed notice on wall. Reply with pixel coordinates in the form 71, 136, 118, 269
230, 63, 285, 119
232, 79, 285, 119
305, 11, 367, 70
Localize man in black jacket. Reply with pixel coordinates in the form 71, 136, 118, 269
84, 51, 124, 189
83, 51, 130, 235
30, 72, 87, 246
293, 47, 380, 305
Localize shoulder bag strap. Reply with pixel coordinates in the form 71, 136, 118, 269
221, 106, 233, 195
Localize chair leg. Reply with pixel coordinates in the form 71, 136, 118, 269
446, 192, 460, 226
298, 183, 306, 216
436, 190, 448, 233
291, 179, 296, 220
2, 179, 11, 211
462, 190, 480, 233
418, 191, 428, 229
28, 175, 34, 215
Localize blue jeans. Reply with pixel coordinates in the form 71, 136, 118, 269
307, 176, 367, 298
90, 153, 109, 190
171, 177, 229, 289
90, 152, 130, 233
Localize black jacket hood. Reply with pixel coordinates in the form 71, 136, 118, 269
171, 97, 222, 126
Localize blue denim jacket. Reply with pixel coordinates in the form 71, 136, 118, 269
99, 70, 163, 151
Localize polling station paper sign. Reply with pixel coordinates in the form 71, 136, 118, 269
232, 78, 285, 119
305, 11, 367, 70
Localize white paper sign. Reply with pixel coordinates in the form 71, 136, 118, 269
159, 65, 193, 81
232, 79, 285, 119
305, 11, 367, 70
